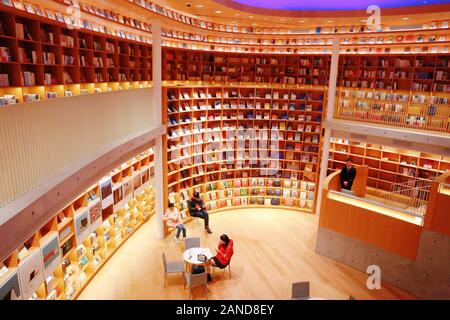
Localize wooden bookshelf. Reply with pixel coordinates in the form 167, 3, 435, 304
334, 86, 450, 133
328, 137, 450, 191
0, 6, 152, 105
163, 85, 325, 217
126, 0, 450, 38
162, 48, 331, 84
338, 54, 450, 92
161, 48, 449, 94
0, 148, 156, 300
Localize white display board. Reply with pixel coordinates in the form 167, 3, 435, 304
40, 233, 61, 279
18, 249, 44, 300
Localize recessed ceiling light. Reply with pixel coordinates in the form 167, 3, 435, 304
327, 20, 333, 23
299, 20, 305, 23
252, 23, 257, 26
249, 16, 253, 18
235, 13, 240, 16
264, 17, 269, 20
195, 4, 203, 8
403, 17, 409, 20
360, 19, 367, 22
215, 10, 222, 14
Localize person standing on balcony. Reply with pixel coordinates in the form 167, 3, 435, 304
340, 158, 356, 190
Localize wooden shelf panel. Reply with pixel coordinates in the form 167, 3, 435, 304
0, 7, 152, 96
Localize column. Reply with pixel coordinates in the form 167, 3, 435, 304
315, 36, 340, 216
151, 19, 164, 239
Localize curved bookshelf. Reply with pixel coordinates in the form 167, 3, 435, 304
163, 85, 324, 217
123, 0, 450, 37
0, 148, 156, 300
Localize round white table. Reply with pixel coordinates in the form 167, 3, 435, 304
183, 247, 213, 266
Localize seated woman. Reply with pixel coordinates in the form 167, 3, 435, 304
207, 234, 234, 281
162, 202, 186, 243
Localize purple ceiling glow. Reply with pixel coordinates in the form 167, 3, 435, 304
228, 0, 450, 11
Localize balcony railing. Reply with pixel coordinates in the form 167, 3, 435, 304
334, 108, 450, 134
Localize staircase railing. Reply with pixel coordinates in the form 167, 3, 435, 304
387, 178, 432, 217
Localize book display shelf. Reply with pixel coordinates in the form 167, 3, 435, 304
0, 6, 152, 106
163, 49, 330, 84
0, 148, 156, 300
335, 54, 450, 133
161, 28, 450, 55
54, 0, 450, 54
328, 137, 450, 191
164, 85, 324, 216
129, 0, 450, 37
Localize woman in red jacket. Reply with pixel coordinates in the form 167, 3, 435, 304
210, 234, 234, 269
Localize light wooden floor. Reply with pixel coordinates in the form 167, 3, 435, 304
78, 208, 416, 300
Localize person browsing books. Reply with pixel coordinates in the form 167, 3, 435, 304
187, 192, 212, 234
340, 158, 357, 190
163, 203, 186, 243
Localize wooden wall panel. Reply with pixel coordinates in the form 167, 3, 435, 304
320, 198, 422, 260
426, 193, 450, 237
423, 173, 450, 237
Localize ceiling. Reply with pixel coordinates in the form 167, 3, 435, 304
157, 0, 450, 26
222, 0, 450, 11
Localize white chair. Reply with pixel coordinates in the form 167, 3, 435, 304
291, 281, 310, 300
162, 252, 184, 287
184, 272, 208, 299
184, 237, 200, 250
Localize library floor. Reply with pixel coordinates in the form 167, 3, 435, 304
77, 208, 415, 300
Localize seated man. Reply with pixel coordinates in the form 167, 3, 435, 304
340, 157, 357, 190
187, 192, 212, 234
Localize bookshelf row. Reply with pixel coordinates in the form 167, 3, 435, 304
0, 80, 152, 105
1, 1, 152, 44
163, 49, 330, 84
164, 86, 324, 214
338, 54, 450, 92
0, 148, 156, 300
161, 30, 450, 55
334, 87, 450, 133
161, 29, 450, 47
327, 138, 450, 192
0, 5, 449, 95
162, 48, 450, 92
0, 7, 152, 88
4, 1, 450, 58
168, 178, 316, 215
48, 0, 450, 55
126, 0, 450, 36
